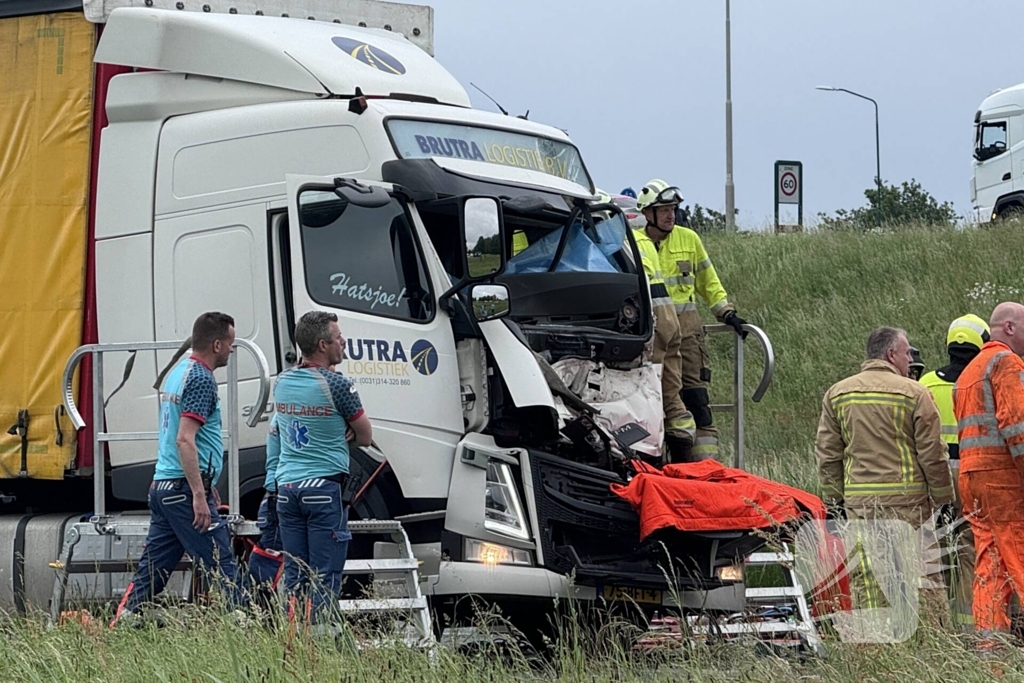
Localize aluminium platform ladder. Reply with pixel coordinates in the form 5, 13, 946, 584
49, 338, 271, 625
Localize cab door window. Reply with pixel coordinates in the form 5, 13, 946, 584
975, 121, 1008, 161
299, 190, 434, 322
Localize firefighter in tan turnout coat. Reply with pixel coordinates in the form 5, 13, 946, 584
816, 326, 955, 630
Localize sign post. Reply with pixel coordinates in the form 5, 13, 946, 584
774, 160, 803, 232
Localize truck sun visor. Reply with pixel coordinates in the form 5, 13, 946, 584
387, 119, 593, 191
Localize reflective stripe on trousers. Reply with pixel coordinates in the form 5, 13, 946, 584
277, 479, 350, 625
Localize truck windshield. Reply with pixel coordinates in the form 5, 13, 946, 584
504, 208, 636, 275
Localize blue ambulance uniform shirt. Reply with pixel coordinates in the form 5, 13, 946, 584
274, 364, 364, 485
264, 414, 280, 492
153, 355, 224, 483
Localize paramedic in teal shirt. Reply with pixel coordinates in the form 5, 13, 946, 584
112, 312, 239, 625
275, 311, 372, 625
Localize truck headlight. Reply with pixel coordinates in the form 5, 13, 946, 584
464, 538, 533, 566
714, 564, 744, 582
484, 461, 530, 540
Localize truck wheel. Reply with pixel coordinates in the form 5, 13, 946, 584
997, 204, 1024, 222
342, 449, 408, 599
348, 448, 407, 522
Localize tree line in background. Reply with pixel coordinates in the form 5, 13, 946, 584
471, 234, 502, 255
681, 178, 958, 232
814, 178, 958, 230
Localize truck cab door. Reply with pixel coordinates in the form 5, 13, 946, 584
283, 175, 464, 501
974, 118, 1011, 215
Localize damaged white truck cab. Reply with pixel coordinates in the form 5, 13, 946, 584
86, 7, 762, 622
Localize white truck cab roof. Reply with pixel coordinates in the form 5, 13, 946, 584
95, 7, 468, 105
977, 83, 1024, 121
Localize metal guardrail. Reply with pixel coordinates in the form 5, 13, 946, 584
705, 323, 774, 471
61, 339, 270, 521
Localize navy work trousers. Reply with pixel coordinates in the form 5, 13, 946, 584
277, 478, 350, 624
247, 493, 284, 590
114, 479, 240, 621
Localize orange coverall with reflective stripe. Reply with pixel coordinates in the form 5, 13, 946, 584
953, 340, 1024, 634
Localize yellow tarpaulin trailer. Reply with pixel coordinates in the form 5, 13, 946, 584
0, 11, 94, 478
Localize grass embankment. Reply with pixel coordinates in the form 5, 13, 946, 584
10, 224, 1024, 681
704, 222, 1023, 492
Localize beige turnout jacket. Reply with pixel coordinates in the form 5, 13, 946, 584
816, 359, 954, 510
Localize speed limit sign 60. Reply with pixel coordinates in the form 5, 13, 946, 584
774, 159, 803, 229
777, 164, 801, 205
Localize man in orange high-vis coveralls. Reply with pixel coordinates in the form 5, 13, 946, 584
954, 301, 1024, 643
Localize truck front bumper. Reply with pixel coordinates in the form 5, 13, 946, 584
425, 560, 746, 611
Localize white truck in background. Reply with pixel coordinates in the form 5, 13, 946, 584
972, 83, 1024, 222
0, 0, 775, 636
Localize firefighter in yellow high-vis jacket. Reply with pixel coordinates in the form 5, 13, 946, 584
636, 179, 747, 460
919, 313, 990, 631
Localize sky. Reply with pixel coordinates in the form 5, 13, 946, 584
424, 0, 1022, 229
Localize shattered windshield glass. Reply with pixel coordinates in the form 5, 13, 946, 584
505, 208, 634, 275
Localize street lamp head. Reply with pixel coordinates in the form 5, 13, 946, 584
815, 86, 837, 91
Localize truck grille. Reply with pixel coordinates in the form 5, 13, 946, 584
527, 450, 761, 590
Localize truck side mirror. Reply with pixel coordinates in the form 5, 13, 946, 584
461, 196, 506, 280
470, 283, 510, 322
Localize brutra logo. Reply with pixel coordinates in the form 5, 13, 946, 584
410, 339, 438, 376
331, 37, 406, 75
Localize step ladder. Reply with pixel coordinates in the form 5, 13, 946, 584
339, 519, 433, 647
637, 547, 824, 656
706, 547, 825, 656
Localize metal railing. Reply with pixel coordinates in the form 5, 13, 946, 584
705, 323, 774, 471
61, 339, 270, 522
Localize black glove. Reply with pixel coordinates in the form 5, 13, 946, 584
825, 504, 846, 523
936, 503, 957, 529
724, 311, 748, 339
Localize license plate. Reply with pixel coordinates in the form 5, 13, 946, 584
602, 585, 663, 604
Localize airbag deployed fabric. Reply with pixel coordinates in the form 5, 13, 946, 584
551, 358, 664, 457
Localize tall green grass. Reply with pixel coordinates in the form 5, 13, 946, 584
702, 223, 1023, 493
4, 604, 1021, 681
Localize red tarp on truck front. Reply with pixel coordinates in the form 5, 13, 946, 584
0, 12, 94, 478
611, 459, 852, 615
611, 459, 828, 537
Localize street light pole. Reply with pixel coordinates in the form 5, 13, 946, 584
816, 86, 882, 226
724, 0, 736, 232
